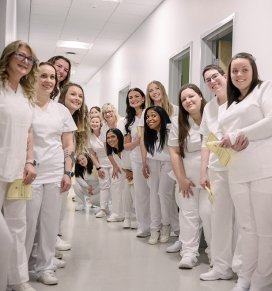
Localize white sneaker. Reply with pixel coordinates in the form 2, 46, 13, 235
52, 257, 66, 269
55, 236, 71, 251
107, 214, 124, 222
148, 230, 160, 245
130, 219, 138, 229
95, 209, 107, 218
75, 203, 85, 211
123, 218, 131, 228
166, 240, 182, 253
231, 285, 250, 291
200, 269, 233, 281
55, 250, 63, 259
37, 271, 58, 285
136, 230, 150, 238
10, 282, 36, 291
160, 224, 171, 243
178, 256, 198, 269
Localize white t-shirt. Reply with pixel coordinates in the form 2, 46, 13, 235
32, 100, 77, 184
218, 80, 272, 183
168, 115, 202, 187
88, 133, 111, 167
200, 97, 226, 171
100, 117, 126, 143
0, 84, 33, 182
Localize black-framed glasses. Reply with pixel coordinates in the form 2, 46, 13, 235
205, 73, 220, 84
14, 51, 36, 65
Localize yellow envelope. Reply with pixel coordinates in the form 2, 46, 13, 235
205, 186, 215, 205
7, 179, 32, 200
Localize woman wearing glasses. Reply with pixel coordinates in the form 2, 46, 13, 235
0, 40, 38, 291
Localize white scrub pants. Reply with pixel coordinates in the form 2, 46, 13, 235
175, 185, 211, 259
73, 182, 100, 207
25, 183, 61, 274
209, 169, 241, 274
131, 161, 150, 233
58, 190, 68, 235
98, 167, 112, 211
122, 180, 135, 220
230, 177, 272, 291
3, 194, 28, 285
0, 181, 13, 290
148, 159, 179, 231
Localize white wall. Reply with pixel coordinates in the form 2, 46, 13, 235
84, 0, 272, 109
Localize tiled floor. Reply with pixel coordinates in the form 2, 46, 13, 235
30, 195, 236, 291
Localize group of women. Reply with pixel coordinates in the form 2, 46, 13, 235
0, 38, 271, 291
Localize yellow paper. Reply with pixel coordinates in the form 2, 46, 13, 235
206, 133, 232, 167
7, 179, 32, 200
205, 186, 215, 204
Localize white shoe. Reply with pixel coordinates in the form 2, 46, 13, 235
148, 230, 160, 245
178, 256, 197, 269
130, 219, 138, 229
55, 236, 71, 251
160, 224, 171, 243
55, 250, 63, 259
136, 230, 150, 238
123, 218, 131, 228
95, 209, 107, 218
107, 214, 124, 222
52, 257, 66, 269
10, 282, 36, 291
37, 271, 58, 285
200, 269, 233, 281
166, 240, 182, 253
231, 285, 250, 291
75, 203, 85, 211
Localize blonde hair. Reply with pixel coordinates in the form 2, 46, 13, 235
0, 40, 38, 102
101, 103, 119, 125
146, 80, 173, 116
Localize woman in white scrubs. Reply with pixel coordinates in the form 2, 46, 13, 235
219, 52, 272, 291
168, 84, 211, 269
74, 153, 100, 211
143, 106, 177, 245
25, 62, 76, 286
0, 40, 38, 291
124, 88, 151, 236
106, 128, 137, 229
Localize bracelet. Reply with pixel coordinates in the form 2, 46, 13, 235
96, 167, 101, 171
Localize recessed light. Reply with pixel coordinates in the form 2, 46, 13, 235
66, 52, 76, 55
57, 40, 92, 50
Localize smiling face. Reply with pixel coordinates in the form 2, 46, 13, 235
37, 64, 56, 97
90, 116, 101, 132
7, 45, 34, 80
128, 90, 145, 109
64, 85, 83, 114
103, 107, 117, 125
148, 83, 162, 105
77, 154, 88, 168
146, 109, 161, 131
90, 107, 100, 118
180, 88, 202, 115
230, 58, 253, 97
106, 131, 119, 149
204, 69, 227, 97
53, 58, 70, 84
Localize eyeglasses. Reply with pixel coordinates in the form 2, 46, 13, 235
205, 73, 220, 84
14, 51, 36, 65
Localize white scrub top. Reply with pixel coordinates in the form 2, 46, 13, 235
89, 133, 111, 167
0, 84, 33, 182
127, 114, 142, 163
32, 100, 77, 184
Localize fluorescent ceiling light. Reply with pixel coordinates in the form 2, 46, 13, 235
57, 40, 92, 50
102, 0, 121, 2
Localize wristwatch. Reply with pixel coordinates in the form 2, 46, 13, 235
64, 170, 74, 178
25, 160, 37, 167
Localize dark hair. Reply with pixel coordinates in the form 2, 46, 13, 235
144, 106, 171, 156
74, 153, 93, 179
227, 52, 262, 107
39, 62, 59, 98
202, 64, 225, 80
47, 55, 71, 90
125, 88, 145, 134
178, 84, 206, 158
106, 128, 124, 156
90, 106, 101, 113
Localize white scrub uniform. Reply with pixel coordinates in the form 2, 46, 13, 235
168, 116, 211, 260
25, 100, 77, 276
128, 114, 150, 233
200, 97, 240, 274
1, 84, 33, 286
112, 150, 136, 221
218, 80, 272, 291
74, 170, 100, 208
100, 119, 126, 218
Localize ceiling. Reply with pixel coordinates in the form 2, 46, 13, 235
17, 0, 164, 84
